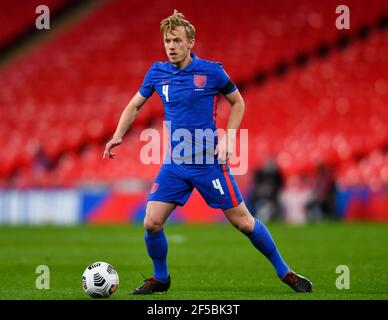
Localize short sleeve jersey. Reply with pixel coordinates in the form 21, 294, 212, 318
139, 52, 237, 163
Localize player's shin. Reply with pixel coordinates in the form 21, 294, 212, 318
144, 229, 169, 282
244, 219, 290, 278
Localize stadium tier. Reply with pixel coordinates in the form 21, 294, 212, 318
174, 0, 388, 81
242, 31, 388, 175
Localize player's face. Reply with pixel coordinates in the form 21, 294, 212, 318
164, 26, 194, 67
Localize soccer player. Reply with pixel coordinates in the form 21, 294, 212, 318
103, 10, 313, 294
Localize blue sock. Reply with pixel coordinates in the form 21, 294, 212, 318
245, 220, 290, 278
144, 229, 169, 282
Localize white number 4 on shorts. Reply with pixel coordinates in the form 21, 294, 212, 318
212, 178, 224, 195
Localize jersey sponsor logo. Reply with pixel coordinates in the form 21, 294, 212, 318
150, 183, 159, 194
194, 74, 207, 88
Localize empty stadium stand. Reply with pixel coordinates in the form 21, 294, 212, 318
0, 0, 387, 198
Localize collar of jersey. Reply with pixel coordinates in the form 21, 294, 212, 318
168, 52, 199, 74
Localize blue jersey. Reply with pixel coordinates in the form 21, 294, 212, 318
139, 52, 237, 164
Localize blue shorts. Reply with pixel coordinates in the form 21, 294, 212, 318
147, 162, 243, 210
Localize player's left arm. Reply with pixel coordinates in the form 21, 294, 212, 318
215, 90, 245, 162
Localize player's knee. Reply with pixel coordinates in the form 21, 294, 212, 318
144, 206, 164, 233
231, 215, 255, 234
143, 215, 163, 233
236, 221, 253, 234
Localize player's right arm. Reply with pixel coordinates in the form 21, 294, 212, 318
103, 92, 147, 159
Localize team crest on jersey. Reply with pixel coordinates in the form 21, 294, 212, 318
150, 183, 159, 194
194, 74, 207, 88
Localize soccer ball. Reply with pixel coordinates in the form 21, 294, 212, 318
81, 262, 119, 298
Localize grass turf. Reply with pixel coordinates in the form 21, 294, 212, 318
0, 222, 387, 300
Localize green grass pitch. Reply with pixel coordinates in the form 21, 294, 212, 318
0, 222, 387, 300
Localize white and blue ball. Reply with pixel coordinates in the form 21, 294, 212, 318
82, 262, 119, 298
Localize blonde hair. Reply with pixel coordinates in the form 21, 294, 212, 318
160, 9, 196, 40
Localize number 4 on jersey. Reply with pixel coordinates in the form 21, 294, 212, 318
162, 85, 169, 102
212, 178, 224, 195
